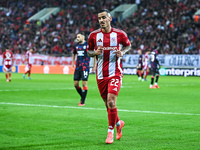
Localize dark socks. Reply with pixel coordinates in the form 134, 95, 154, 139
75, 86, 82, 98
81, 87, 88, 104
151, 76, 154, 85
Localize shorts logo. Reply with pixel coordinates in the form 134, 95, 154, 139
112, 88, 117, 91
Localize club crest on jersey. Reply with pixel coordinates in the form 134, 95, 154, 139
110, 32, 117, 46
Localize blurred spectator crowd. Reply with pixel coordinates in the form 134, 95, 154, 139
0, 0, 200, 56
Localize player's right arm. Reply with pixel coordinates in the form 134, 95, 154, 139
87, 32, 103, 57
2, 52, 5, 64
72, 53, 76, 67
87, 46, 103, 57
156, 58, 160, 68
92, 57, 96, 73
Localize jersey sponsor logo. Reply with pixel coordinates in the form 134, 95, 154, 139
102, 47, 118, 50
77, 51, 84, 56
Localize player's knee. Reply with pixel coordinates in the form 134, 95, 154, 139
107, 96, 116, 108
107, 100, 115, 109
74, 83, 79, 88
107, 94, 117, 108
82, 82, 87, 88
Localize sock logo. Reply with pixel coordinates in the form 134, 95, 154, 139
109, 126, 113, 129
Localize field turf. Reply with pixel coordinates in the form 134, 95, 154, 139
0, 73, 200, 150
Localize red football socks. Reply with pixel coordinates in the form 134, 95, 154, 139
5, 74, 8, 79
107, 108, 118, 130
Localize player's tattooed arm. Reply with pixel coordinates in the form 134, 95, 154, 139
114, 44, 131, 57
87, 46, 103, 57
121, 44, 131, 55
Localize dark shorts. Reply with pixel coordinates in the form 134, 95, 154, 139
137, 63, 143, 70
151, 67, 159, 74
74, 70, 89, 81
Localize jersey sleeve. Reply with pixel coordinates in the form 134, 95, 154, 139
87, 33, 95, 51
120, 31, 131, 47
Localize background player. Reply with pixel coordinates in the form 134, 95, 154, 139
87, 9, 131, 144
143, 50, 150, 81
136, 49, 144, 81
150, 50, 160, 89
23, 48, 33, 79
2, 47, 14, 82
72, 33, 94, 106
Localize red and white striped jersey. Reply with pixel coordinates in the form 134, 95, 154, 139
3, 50, 13, 66
143, 53, 149, 69
88, 28, 130, 79
25, 50, 33, 64
143, 53, 149, 63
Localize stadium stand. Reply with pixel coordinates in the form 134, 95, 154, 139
0, 0, 199, 56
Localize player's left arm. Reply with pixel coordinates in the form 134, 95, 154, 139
11, 53, 14, 66
114, 31, 131, 57
114, 44, 131, 57
156, 58, 160, 68
11, 58, 14, 66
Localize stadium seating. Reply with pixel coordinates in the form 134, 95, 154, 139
0, 0, 199, 55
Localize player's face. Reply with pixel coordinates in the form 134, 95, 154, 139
98, 12, 111, 29
76, 34, 83, 43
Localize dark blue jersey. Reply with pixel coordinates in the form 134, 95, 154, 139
138, 54, 143, 65
73, 41, 90, 71
150, 51, 159, 69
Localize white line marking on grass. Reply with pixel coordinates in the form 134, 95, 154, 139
0, 102, 200, 116
0, 88, 74, 92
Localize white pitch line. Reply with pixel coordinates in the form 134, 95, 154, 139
0, 102, 199, 116
0, 88, 74, 92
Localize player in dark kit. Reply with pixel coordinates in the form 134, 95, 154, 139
136, 49, 144, 81
149, 50, 160, 89
72, 33, 91, 106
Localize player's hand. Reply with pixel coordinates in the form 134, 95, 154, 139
114, 50, 123, 57
71, 64, 75, 68
95, 46, 103, 55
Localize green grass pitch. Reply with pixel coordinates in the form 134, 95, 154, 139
0, 73, 200, 150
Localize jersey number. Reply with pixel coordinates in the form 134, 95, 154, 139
83, 71, 88, 78
151, 54, 155, 62
110, 79, 119, 87
5, 61, 11, 65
